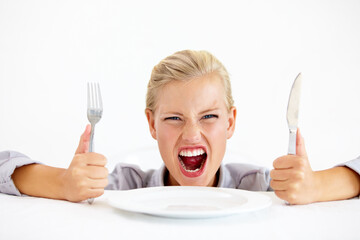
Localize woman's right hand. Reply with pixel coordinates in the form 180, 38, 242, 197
62, 125, 108, 202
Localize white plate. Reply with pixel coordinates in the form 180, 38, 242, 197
107, 186, 272, 218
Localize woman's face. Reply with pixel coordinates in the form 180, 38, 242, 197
146, 74, 236, 187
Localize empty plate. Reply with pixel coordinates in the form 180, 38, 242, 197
107, 186, 271, 218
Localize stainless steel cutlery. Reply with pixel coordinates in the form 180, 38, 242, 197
87, 82, 103, 204
286, 73, 302, 155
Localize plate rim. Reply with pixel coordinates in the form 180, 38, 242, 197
107, 186, 272, 218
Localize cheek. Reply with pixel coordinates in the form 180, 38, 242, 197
203, 121, 228, 160
156, 124, 181, 172
156, 124, 180, 150
202, 120, 228, 139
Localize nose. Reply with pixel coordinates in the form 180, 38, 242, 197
181, 121, 201, 143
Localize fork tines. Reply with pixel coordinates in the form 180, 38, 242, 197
87, 82, 103, 110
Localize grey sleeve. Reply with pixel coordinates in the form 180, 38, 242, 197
0, 151, 41, 196
105, 163, 153, 190
336, 156, 360, 176
238, 166, 271, 191
225, 163, 271, 191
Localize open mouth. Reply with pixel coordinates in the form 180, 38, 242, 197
178, 148, 207, 177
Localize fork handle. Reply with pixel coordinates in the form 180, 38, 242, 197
89, 124, 95, 152
87, 124, 96, 204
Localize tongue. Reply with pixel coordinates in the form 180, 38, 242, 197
180, 155, 205, 170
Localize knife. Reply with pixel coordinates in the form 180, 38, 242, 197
286, 73, 302, 155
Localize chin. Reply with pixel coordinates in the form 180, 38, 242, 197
179, 177, 209, 187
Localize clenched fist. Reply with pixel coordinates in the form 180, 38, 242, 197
62, 125, 108, 202
270, 129, 318, 205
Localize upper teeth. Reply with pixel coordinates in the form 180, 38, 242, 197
179, 148, 205, 157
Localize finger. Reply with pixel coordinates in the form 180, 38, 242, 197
274, 190, 302, 205
85, 152, 107, 166
88, 178, 109, 189
75, 125, 91, 154
86, 188, 105, 199
71, 153, 107, 170
274, 190, 290, 202
270, 179, 289, 191
273, 156, 296, 169
296, 128, 308, 157
270, 169, 292, 181
85, 166, 108, 179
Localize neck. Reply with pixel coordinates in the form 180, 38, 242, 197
164, 168, 220, 187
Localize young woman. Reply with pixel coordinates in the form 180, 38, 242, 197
2, 50, 360, 205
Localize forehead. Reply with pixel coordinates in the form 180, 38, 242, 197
155, 74, 227, 113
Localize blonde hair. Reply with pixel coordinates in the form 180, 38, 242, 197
146, 50, 234, 112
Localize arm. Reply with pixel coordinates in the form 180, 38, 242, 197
12, 125, 108, 202
315, 166, 360, 202
270, 129, 360, 205
12, 164, 66, 200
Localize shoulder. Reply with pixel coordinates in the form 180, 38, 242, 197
224, 162, 269, 178
107, 163, 162, 190
112, 162, 148, 176
110, 163, 149, 185
221, 163, 270, 191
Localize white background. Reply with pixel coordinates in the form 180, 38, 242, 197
0, 0, 359, 172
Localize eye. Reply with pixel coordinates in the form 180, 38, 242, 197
165, 116, 181, 121
202, 114, 218, 119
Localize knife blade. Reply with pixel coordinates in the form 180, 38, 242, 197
286, 73, 302, 155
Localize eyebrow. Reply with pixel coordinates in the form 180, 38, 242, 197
198, 108, 220, 115
161, 108, 220, 116
161, 111, 184, 116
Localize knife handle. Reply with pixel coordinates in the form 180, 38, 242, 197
288, 128, 297, 155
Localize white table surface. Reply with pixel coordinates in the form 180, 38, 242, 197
0, 190, 359, 240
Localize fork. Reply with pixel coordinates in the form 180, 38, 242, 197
87, 82, 103, 204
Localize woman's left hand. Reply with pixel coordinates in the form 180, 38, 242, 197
270, 129, 319, 205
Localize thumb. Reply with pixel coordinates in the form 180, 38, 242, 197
75, 124, 91, 154
296, 128, 307, 157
